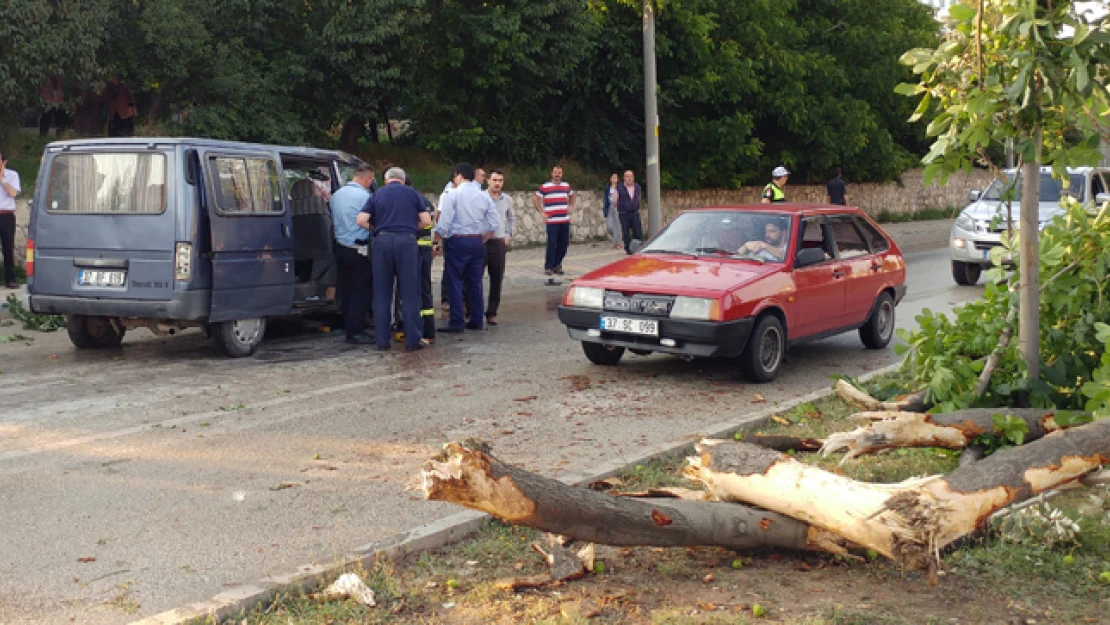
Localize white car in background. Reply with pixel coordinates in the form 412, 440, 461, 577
949, 166, 1110, 285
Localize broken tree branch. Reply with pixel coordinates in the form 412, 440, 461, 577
971, 305, 1018, 400
834, 379, 928, 413
688, 419, 1110, 574
820, 408, 1075, 462
422, 443, 854, 556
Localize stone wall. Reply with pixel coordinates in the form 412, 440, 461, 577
7, 167, 992, 266
11, 199, 29, 266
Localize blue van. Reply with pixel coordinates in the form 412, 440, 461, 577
26, 138, 363, 356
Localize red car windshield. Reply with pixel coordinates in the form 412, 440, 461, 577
640, 210, 792, 263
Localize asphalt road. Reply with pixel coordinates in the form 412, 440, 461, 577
0, 226, 980, 624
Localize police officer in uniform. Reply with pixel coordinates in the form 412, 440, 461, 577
762, 166, 790, 203
357, 167, 431, 352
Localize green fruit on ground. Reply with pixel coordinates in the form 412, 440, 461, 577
1099, 571, 1110, 584
752, 604, 766, 617
731, 559, 743, 569
1062, 555, 1075, 565
733, 432, 743, 440
446, 579, 458, 589
593, 561, 606, 575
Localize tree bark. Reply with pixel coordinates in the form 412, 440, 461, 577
339, 116, 364, 154
1018, 128, 1042, 380
820, 408, 1072, 461
742, 434, 824, 452
422, 443, 853, 555
688, 419, 1110, 574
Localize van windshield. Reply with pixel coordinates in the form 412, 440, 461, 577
47, 153, 166, 214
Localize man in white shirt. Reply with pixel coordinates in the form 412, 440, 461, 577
484, 169, 514, 325
0, 150, 23, 289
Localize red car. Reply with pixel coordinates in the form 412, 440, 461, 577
557, 205, 906, 382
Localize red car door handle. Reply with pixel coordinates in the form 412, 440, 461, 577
831, 269, 846, 278
870, 261, 882, 272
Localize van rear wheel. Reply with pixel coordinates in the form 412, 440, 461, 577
67, 315, 126, 349
214, 318, 267, 357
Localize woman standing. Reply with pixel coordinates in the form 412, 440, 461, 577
602, 173, 622, 249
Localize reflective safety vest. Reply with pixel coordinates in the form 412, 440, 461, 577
418, 201, 435, 246
763, 182, 786, 202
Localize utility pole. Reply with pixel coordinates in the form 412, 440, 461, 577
643, 0, 662, 235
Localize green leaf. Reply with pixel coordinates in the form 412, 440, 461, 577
947, 4, 976, 22
895, 82, 925, 96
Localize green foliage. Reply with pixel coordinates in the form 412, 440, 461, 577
4, 295, 65, 332
2, 0, 940, 189
898, 200, 1110, 411
970, 413, 1030, 455
897, 1, 1110, 183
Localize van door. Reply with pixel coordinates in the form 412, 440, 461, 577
200, 150, 294, 322
32, 149, 176, 301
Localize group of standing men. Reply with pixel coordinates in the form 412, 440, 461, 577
329, 161, 514, 351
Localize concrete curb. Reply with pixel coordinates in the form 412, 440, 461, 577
134, 362, 903, 625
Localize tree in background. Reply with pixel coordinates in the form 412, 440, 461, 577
1, 0, 942, 188
897, 0, 1109, 385
0, 0, 109, 126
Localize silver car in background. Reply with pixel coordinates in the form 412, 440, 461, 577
949, 166, 1110, 285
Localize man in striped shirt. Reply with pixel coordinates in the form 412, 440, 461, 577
532, 165, 575, 284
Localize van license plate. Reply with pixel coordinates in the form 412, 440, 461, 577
600, 316, 658, 336
78, 270, 126, 287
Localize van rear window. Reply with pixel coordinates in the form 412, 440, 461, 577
47, 153, 166, 214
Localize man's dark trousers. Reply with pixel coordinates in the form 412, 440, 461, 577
439, 238, 450, 305
485, 238, 507, 318
0, 212, 16, 285
372, 232, 422, 349
544, 223, 570, 271
334, 244, 372, 339
619, 211, 643, 254
444, 236, 486, 330
419, 245, 436, 340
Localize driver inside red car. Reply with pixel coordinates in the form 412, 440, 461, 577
737, 220, 788, 261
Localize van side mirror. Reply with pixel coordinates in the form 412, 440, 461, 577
968, 190, 981, 203
1097, 192, 1110, 205
794, 247, 827, 268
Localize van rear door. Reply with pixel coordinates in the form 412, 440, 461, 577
199, 150, 294, 322
32, 149, 176, 301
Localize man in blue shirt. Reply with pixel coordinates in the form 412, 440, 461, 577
434, 163, 499, 333
329, 163, 375, 345
358, 167, 432, 352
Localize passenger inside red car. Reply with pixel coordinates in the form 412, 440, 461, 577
717, 219, 748, 251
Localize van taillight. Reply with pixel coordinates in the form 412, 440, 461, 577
174, 242, 192, 281
25, 239, 34, 278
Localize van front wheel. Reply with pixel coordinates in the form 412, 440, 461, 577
67, 315, 126, 349
214, 318, 267, 357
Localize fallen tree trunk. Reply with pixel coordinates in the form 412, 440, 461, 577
834, 379, 929, 413
687, 418, 1110, 574
820, 408, 1072, 461
422, 443, 854, 555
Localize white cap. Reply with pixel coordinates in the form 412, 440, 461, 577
772, 166, 790, 178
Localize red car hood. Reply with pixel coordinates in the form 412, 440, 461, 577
574, 254, 779, 296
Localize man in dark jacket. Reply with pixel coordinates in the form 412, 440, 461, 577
616, 170, 643, 254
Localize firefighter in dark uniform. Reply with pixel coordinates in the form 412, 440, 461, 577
762, 166, 789, 203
